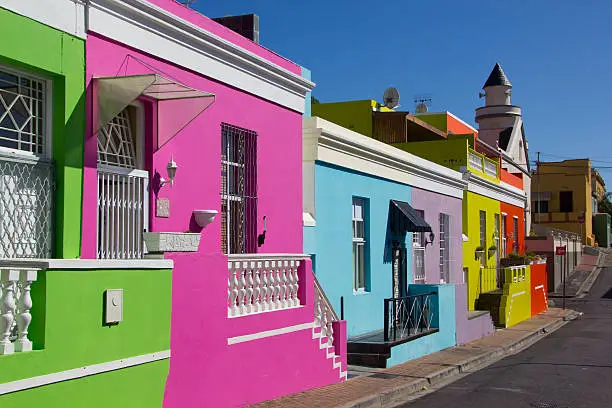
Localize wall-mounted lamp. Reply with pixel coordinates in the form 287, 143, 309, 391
423, 231, 435, 248
258, 216, 267, 247
160, 156, 178, 188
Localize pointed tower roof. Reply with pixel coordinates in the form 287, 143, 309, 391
483, 63, 512, 88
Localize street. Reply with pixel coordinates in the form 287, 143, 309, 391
401, 259, 612, 408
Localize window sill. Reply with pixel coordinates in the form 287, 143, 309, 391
353, 289, 370, 296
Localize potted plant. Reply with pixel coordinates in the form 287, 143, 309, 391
475, 245, 485, 260
487, 245, 497, 258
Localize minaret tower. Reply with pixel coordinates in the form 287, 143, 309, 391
475, 63, 522, 148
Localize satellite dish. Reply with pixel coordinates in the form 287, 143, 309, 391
415, 103, 428, 114
383, 87, 400, 110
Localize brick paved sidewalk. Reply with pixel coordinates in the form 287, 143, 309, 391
252, 308, 575, 408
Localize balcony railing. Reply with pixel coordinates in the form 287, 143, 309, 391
227, 254, 307, 317
314, 273, 338, 346
383, 292, 436, 342
468, 148, 499, 179
0, 154, 53, 259
468, 149, 484, 173
484, 159, 498, 178
0, 267, 39, 355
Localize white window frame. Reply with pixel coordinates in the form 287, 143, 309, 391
501, 213, 507, 258
413, 209, 426, 283
0, 63, 53, 159
479, 210, 486, 266
352, 197, 367, 292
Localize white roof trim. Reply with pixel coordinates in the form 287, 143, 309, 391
1, 0, 86, 39
303, 117, 467, 199
0, 258, 173, 270
88, 0, 314, 113
464, 172, 526, 208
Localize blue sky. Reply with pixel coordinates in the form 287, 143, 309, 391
196, 1, 612, 183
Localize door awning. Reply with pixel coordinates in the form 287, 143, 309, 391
95, 74, 215, 150
390, 200, 432, 233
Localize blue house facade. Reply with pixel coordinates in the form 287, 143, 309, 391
303, 117, 467, 367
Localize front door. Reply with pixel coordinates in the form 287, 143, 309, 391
392, 243, 407, 298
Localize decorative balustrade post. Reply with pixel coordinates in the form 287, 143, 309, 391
271, 261, 280, 310
261, 261, 269, 311
279, 261, 288, 308
326, 310, 334, 346
238, 262, 247, 315
253, 261, 262, 312
292, 260, 301, 306
0, 270, 19, 355
228, 262, 240, 317
314, 290, 322, 327
15, 269, 37, 352
245, 262, 254, 313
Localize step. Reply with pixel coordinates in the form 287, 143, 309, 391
347, 352, 390, 368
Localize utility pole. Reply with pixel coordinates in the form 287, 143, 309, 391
536, 152, 541, 224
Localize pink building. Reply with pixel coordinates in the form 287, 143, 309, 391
81, 1, 345, 406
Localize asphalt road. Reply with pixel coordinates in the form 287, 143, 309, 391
401, 263, 612, 408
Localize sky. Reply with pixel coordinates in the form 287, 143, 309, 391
195, 0, 612, 184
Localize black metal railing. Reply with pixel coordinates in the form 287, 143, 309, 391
383, 292, 436, 342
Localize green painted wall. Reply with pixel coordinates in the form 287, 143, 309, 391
414, 113, 448, 133
499, 265, 531, 327
0, 268, 171, 406
0, 7, 85, 258
463, 191, 501, 310
1, 360, 168, 408
393, 135, 470, 171
312, 100, 375, 136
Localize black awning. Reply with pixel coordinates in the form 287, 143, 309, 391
390, 200, 432, 233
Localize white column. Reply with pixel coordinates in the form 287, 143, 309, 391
15, 269, 37, 352
260, 261, 269, 311
0, 269, 19, 355
253, 261, 262, 313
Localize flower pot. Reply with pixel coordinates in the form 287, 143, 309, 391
193, 209, 218, 228
143, 232, 201, 253
475, 250, 485, 261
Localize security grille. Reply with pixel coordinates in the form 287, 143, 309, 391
221, 123, 257, 254
439, 213, 449, 283
513, 216, 519, 253
0, 69, 46, 155
0, 154, 53, 258
97, 107, 148, 259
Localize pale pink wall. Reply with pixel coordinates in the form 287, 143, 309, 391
163, 252, 343, 407
82, 33, 303, 257
145, 0, 300, 75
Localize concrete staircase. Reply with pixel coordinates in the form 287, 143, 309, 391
313, 324, 348, 381
476, 290, 503, 327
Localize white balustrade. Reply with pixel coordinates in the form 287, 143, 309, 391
484, 159, 498, 178
0, 268, 38, 355
227, 254, 305, 317
468, 150, 484, 172
313, 275, 338, 347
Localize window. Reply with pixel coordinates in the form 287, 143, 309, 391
559, 191, 573, 213
0, 68, 47, 155
97, 105, 148, 260
533, 200, 549, 213
494, 213, 500, 267
501, 214, 507, 258
439, 213, 450, 283
513, 216, 519, 253
479, 210, 486, 266
352, 197, 367, 291
0, 66, 52, 259
413, 209, 426, 283
221, 123, 257, 254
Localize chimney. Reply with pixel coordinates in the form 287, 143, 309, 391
212, 14, 260, 44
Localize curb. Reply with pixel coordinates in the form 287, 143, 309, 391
341, 311, 578, 408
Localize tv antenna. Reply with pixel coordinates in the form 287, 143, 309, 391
180, 0, 196, 6
382, 87, 400, 110
414, 96, 432, 114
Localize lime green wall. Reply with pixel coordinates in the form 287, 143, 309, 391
393, 135, 470, 171
0, 360, 168, 408
0, 7, 85, 258
463, 191, 502, 310
0, 268, 171, 405
499, 265, 531, 327
413, 113, 448, 133
312, 100, 374, 136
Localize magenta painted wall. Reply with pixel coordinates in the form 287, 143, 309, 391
411, 188, 494, 345
410, 188, 463, 285
82, 32, 303, 257
163, 253, 344, 407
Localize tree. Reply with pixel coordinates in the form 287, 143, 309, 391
311, 95, 320, 105
598, 192, 612, 217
